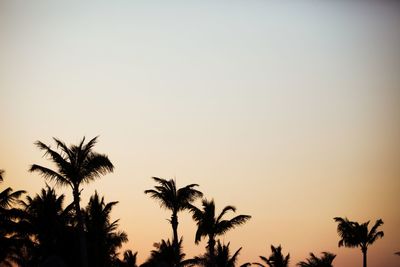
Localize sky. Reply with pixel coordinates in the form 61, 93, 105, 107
1, 1, 400, 266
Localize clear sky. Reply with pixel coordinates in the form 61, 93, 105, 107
1, 1, 399, 266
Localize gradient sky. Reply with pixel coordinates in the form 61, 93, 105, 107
1, 1, 400, 266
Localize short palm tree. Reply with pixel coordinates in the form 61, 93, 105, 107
0, 169, 26, 210
85, 192, 128, 267
189, 199, 251, 265
334, 217, 384, 267
253, 245, 290, 267
144, 177, 203, 250
29, 136, 114, 267
141, 238, 189, 267
192, 240, 251, 267
0, 169, 26, 266
297, 252, 336, 267
120, 249, 138, 267
214, 241, 243, 267
21, 186, 74, 265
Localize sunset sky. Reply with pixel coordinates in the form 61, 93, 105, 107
1, 1, 400, 266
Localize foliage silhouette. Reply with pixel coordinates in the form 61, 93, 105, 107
334, 217, 384, 267
189, 199, 251, 266
20, 185, 75, 266
0, 169, 26, 266
84, 191, 128, 267
297, 252, 336, 267
141, 238, 193, 267
115, 249, 138, 267
190, 240, 251, 267
30, 136, 114, 267
145, 177, 203, 251
253, 245, 290, 267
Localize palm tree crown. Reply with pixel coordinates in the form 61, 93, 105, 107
85, 192, 128, 267
253, 245, 290, 267
145, 177, 203, 250
297, 252, 336, 267
20, 186, 74, 265
189, 199, 251, 264
192, 240, 250, 267
334, 217, 384, 267
0, 170, 26, 209
30, 136, 114, 190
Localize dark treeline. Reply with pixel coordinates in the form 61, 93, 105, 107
0, 137, 391, 267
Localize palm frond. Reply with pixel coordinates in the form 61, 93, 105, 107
216, 205, 236, 223
34, 141, 70, 172
82, 153, 114, 183
216, 215, 251, 235
29, 164, 71, 187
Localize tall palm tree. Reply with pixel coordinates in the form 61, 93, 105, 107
297, 252, 336, 267
189, 199, 251, 265
253, 245, 290, 267
334, 217, 384, 267
29, 136, 114, 267
144, 177, 203, 250
85, 191, 128, 267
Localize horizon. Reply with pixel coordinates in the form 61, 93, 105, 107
1, 1, 400, 266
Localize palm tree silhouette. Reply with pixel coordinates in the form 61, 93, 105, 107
141, 238, 191, 267
20, 185, 74, 265
213, 241, 244, 267
144, 177, 203, 251
0, 169, 26, 211
118, 249, 138, 267
84, 191, 128, 267
334, 217, 384, 267
29, 136, 114, 267
189, 199, 251, 266
297, 252, 336, 267
253, 245, 290, 267
191, 240, 251, 267
0, 169, 26, 266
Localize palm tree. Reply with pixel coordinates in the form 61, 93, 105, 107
297, 252, 336, 267
191, 240, 251, 267
253, 245, 290, 267
85, 191, 128, 267
189, 199, 251, 265
141, 238, 190, 267
334, 217, 384, 267
119, 249, 138, 267
20, 185, 74, 265
0, 169, 26, 266
29, 136, 114, 267
144, 177, 203, 250
0, 169, 26, 210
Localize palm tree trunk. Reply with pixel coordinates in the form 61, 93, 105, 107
171, 212, 179, 250
362, 248, 367, 267
208, 235, 216, 266
74, 188, 88, 267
